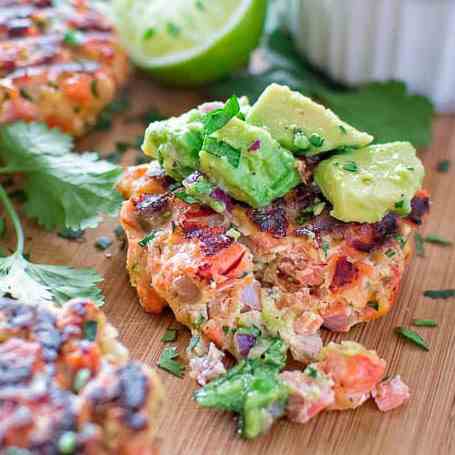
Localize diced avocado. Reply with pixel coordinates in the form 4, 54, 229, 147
194, 336, 289, 439
142, 108, 203, 180
199, 117, 301, 208
246, 83, 373, 155
182, 172, 226, 213
314, 142, 425, 223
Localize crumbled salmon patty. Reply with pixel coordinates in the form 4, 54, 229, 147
0, 0, 129, 136
119, 161, 429, 362
0, 297, 163, 454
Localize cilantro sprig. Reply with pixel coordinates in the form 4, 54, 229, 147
0, 123, 122, 231
0, 186, 104, 306
158, 346, 185, 377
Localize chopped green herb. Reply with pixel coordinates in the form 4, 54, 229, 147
138, 231, 156, 248
413, 319, 437, 327
395, 200, 405, 210
83, 320, 98, 341
19, 88, 33, 101
305, 365, 318, 378
166, 22, 181, 37
395, 326, 429, 351
203, 137, 241, 168
58, 228, 85, 240
158, 346, 185, 377
58, 431, 77, 454
194, 314, 207, 328
367, 301, 380, 311
415, 233, 425, 257
322, 240, 329, 258
202, 95, 240, 136
423, 289, 455, 299
339, 125, 347, 134
73, 368, 91, 392
0, 217, 5, 238
95, 236, 112, 250
385, 249, 396, 258
90, 79, 99, 98
424, 234, 452, 246
63, 29, 83, 46
174, 191, 199, 205
342, 161, 358, 173
161, 328, 177, 342
308, 133, 325, 147
143, 27, 156, 40
394, 234, 406, 249
437, 159, 450, 173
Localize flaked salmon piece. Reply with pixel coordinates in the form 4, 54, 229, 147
372, 375, 410, 412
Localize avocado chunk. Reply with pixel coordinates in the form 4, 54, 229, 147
314, 142, 425, 223
142, 108, 204, 180
246, 83, 373, 156
199, 117, 301, 208
194, 337, 289, 439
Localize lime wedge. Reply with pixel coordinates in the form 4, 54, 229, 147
113, 0, 267, 86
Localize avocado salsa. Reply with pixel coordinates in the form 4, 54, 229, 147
142, 83, 424, 223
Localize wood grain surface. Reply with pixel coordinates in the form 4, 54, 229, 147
6, 74, 455, 455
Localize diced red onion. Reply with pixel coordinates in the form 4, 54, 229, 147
234, 333, 256, 357
210, 187, 233, 211
248, 139, 261, 152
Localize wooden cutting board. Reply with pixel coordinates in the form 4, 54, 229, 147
12, 73, 455, 455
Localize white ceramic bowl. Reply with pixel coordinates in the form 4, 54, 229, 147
288, 0, 455, 112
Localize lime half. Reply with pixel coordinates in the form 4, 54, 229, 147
113, 0, 267, 86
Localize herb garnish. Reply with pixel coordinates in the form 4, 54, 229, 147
367, 301, 380, 311
437, 160, 450, 173
343, 161, 358, 173
138, 231, 156, 248
413, 319, 437, 327
63, 29, 83, 47
395, 327, 429, 351
424, 234, 452, 246
415, 233, 425, 257
161, 328, 177, 342
158, 346, 185, 377
202, 95, 240, 136
174, 191, 199, 204
83, 320, 98, 341
203, 137, 241, 168
423, 289, 455, 299
143, 27, 156, 40
308, 133, 325, 148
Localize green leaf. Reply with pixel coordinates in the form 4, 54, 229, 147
210, 29, 433, 147
0, 122, 123, 231
174, 191, 200, 205
415, 233, 425, 257
0, 253, 104, 306
423, 289, 455, 299
437, 160, 450, 173
161, 328, 177, 342
158, 346, 185, 378
412, 319, 437, 327
395, 326, 429, 351
424, 234, 452, 246
203, 137, 241, 168
202, 95, 240, 135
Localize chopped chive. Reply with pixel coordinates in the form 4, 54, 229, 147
161, 328, 177, 342
437, 159, 450, 173
424, 234, 452, 246
158, 346, 185, 377
138, 231, 157, 248
83, 320, 98, 341
95, 236, 112, 250
90, 79, 99, 98
413, 319, 437, 327
423, 289, 455, 299
395, 327, 429, 351
415, 233, 425, 257
342, 161, 358, 172
309, 133, 325, 148
143, 27, 156, 40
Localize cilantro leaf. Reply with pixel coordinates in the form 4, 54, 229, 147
210, 29, 433, 147
161, 328, 177, 342
0, 253, 104, 307
203, 137, 241, 168
395, 326, 429, 351
202, 95, 240, 135
158, 346, 185, 377
0, 122, 122, 231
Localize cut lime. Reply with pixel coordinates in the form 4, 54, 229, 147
113, 0, 267, 86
